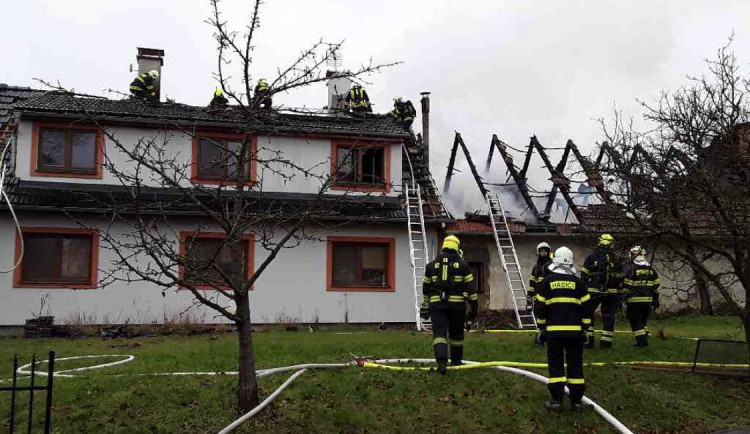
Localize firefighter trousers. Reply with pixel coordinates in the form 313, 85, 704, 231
587, 293, 618, 347
547, 336, 586, 403
431, 305, 466, 365
626, 303, 651, 346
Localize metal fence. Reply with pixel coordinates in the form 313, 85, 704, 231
1, 351, 55, 434
692, 339, 750, 377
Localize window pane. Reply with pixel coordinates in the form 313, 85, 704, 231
198, 139, 224, 178
361, 244, 387, 286
71, 132, 97, 170
185, 238, 247, 286
361, 148, 384, 184
226, 141, 250, 180
21, 235, 59, 281
332, 243, 357, 285
39, 129, 66, 168
61, 236, 92, 281
336, 148, 357, 183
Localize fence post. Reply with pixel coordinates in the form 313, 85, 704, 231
27, 354, 36, 434
9, 355, 18, 434
43, 351, 54, 434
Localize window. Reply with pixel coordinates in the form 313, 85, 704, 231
332, 143, 391, 192
180, 233, 254, 289
192, 135, 256, 184
31, 122, 103, 178
14, 228, 99, 288
327, 236, 395, 291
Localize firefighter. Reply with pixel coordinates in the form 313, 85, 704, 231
623, 246, 660, 347
345, 84, 372, 114
390, 97, 416, 127
420, 235, 476, 374
581, 233, 623, 349
529, 242, 553, 346
254, 78, 272, 110
535, 246, 592, 412
209, 88, 228, 108
129, 70, 159, 102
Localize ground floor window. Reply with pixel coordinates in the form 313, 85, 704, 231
14, 228, 99, 288
180, 233, 254, 290
327, 236, 395, 291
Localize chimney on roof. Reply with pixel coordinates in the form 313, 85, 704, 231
135, 47, 165, 101
420, 92, 431, 168
325, 48, 352, 111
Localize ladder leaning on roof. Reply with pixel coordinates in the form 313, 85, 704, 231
403, 145, 431, 331
486, 192, 538, 330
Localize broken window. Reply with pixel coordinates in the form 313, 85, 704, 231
20, 232, 95, 285
196, 138, 251, 181
334, 146, 385, 186
37, 128, 98, 174
331, 241, 390, 287
183, 236, 249, 287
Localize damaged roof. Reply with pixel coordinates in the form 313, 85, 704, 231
14, 92, 412, 139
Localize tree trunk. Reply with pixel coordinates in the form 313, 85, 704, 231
693, 267, 714, 315
236, 291, 259, 414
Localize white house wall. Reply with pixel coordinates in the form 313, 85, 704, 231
14, 119, 402, 196
0, 213, 437, 325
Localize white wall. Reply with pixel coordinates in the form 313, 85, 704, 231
0, 213, 437, 325
14, 119, 402, 196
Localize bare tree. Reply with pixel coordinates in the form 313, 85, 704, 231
36, 0, 399, 414
595, 38, 750, 346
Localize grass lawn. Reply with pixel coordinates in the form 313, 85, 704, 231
0, 314, 748, 433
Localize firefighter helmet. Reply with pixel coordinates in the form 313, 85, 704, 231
214, 88, 223, 97
630, 245, 646, 259
148, 70, 160, 80
442, 235, 460, 252
536, 242, 551, 254
552, 246, 574, 266
598, 233, 614, 246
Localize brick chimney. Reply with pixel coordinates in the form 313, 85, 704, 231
135, 47, 165, 100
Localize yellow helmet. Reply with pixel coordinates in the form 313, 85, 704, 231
214, 88, 223, 97
442, 235, 460, 252
598, 233, 614, 246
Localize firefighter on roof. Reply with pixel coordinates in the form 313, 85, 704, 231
623, 246, 660, 347
210, 88, 228, 108
390, 97, 416, 127
421, 235, 476, 374
129, 70, 159, 102
535, 246, 592, 412
254, 78, 272, 110
581, 233, 623, 349
345, 84, 372, 114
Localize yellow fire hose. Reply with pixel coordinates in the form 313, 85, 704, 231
363, 360, 750, 371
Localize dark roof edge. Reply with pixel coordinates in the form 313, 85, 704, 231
17, 110, 411, 140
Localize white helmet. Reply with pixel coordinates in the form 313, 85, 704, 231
536, 242, 551, 253
148, 70, 160, 80
630, 245, 646, 259
552, 246, 574, 266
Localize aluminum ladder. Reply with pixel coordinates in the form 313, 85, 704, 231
486, 192, 537, 329
403, 145, 431, 331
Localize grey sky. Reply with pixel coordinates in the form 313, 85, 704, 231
3, 0, 748, 216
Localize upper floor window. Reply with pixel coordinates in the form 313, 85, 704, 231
14, 228, 99, 288
31, 122, 103, 179
192, 134, 257, 185
332, 142, 391, 192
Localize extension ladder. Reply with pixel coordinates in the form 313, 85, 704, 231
403, 145, 431, 331
486, 192, 537, 329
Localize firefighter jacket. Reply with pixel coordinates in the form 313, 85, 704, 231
422, 250, 476, 309
391, 100, 416, 121
534, 268, 592, 337
581, 247, 623, 294
129, 73, 157, 100
623, 260, 660, 304
528, 256, 552, 296
345, 86, 371, 110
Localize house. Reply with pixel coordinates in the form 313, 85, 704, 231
0, 50, 450, 326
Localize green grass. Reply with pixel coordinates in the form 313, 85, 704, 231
0, 315, 748, 433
